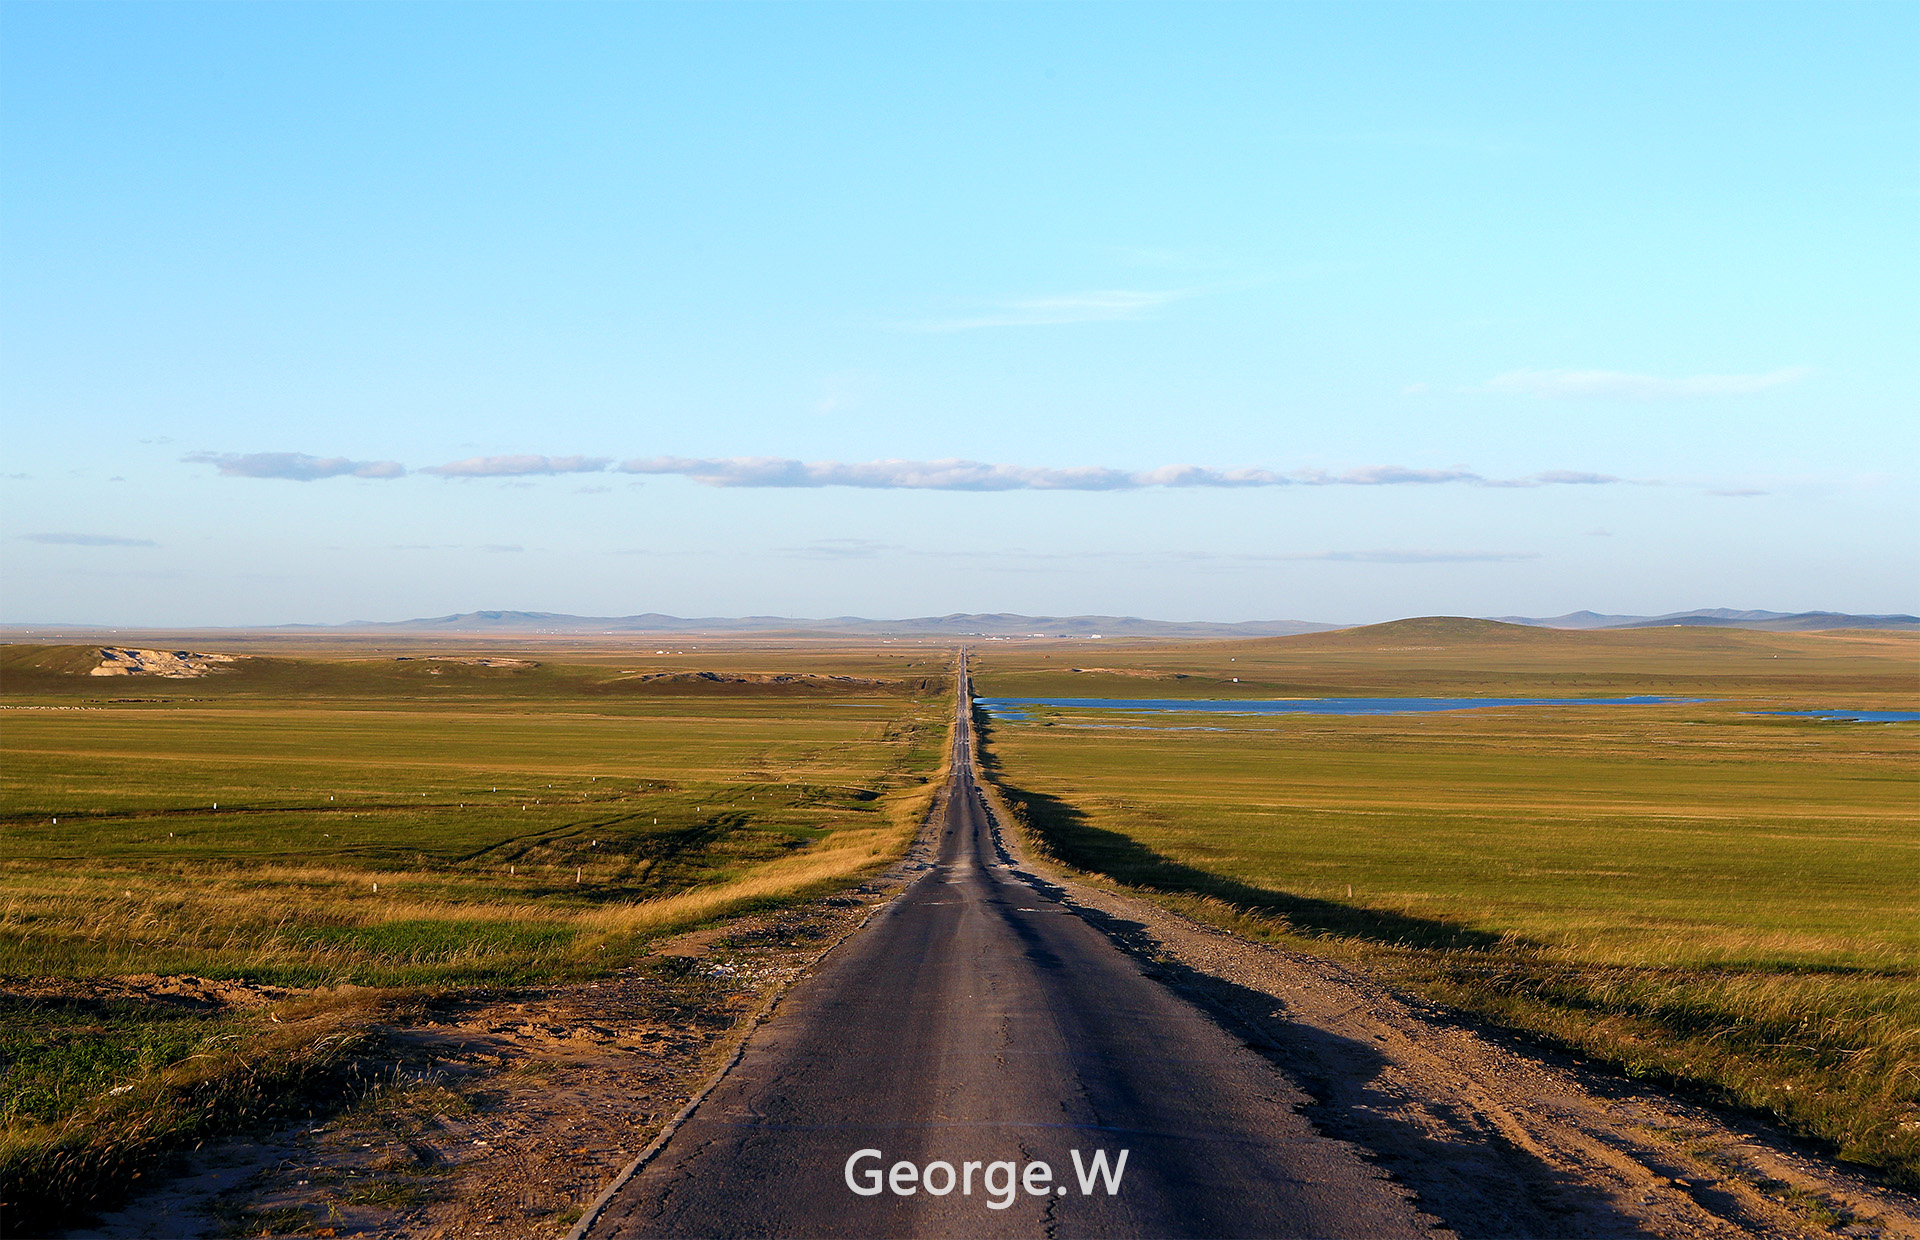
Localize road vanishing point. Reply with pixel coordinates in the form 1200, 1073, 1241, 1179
580, 659, 1431, 1239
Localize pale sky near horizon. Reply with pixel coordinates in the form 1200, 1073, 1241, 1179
3, 2, 1914, 626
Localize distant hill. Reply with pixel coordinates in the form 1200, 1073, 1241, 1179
1490, 609, 1918, 632
1485, 610, 1646, 629
1212, 615, 1920, 660
1259, 616, 1576, 648
271, 611, 1342, 639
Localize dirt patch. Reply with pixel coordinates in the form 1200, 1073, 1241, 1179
646, 927, 732, 960
392, 658, 537, 669
88, 649, 237, 679
4, 975, 304, 1015
63, 863, 935, 1239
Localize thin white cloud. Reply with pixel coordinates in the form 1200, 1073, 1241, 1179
620, 456, 1137, 490
1018, 546, 1532, 564
779, 539, 906, 560
908, 289, 1188, 332
422, 455, 611, 477
23, 532, 158, 547
1472, 367, 1812, 400
616, 456, 1621, 492
1707, 488, 1770, 498
762, 544, 1532, 566
1300, 465, 1483, 486
1255, 550, 1539, 564
185, 452, 406, 481
1528, 470, 1620, 485
1478, 469, 1624, 489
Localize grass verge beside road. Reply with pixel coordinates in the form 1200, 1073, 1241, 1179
0, 642, 950, 1232
971, 622, 1919, 1188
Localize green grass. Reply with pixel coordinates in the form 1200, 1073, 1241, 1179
972, 622, 1920, 1186
0, 996, 243, 1126
1, 660, 948, 985
0, 640, 952, 1231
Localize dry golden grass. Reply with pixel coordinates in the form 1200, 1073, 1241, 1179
0, 640, 955, 1232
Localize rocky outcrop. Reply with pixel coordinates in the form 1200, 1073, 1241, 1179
89, 647, 238, 677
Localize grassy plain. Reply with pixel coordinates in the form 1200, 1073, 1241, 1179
971, 619, 1919, 1184
0, 637, 952, 1227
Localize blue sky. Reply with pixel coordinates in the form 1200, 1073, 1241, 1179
3, 1, 1914, 625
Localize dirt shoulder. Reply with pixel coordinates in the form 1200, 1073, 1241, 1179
63, 813, 944, 1240
976, 780, 1920, 1240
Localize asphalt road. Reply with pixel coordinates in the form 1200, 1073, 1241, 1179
583, 664, 1430, 1239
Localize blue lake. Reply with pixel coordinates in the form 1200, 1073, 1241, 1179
977, 695, 1704, 721
1752, 710, 1920, 723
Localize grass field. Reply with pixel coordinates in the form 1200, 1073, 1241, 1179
971, 619, 1919, 1185
0, 639, 951, 1227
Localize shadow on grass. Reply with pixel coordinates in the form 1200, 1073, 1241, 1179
0, 1008, 384, 1238
974, 707, 1501, 952
965, 715, 1661, 1235
459, 813, 746, 904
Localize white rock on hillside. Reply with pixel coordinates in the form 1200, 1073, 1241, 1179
89, 647, 239, 678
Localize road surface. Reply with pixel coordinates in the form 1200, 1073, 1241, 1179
582, 661, 1430, 1238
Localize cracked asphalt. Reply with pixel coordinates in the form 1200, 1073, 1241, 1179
581, 665, 1432, 1239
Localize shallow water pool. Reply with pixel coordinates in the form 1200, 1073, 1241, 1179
1751, 710, 1920, 723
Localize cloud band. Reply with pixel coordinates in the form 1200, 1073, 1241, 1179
185, 452, 406, 481
614, 456, 1619, 491
189, 451, 1625, 492
422, 455, 612, 477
